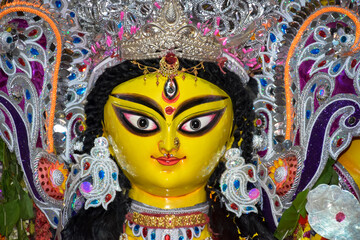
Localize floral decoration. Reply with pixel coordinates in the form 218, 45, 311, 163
38, 158, 69, 200
299, 23, 360, 78
0, 21, 46, 78
305, 184, 360, 240
49, 161, 68, 194
268, 155, 297, 196
34, 205, 52, 240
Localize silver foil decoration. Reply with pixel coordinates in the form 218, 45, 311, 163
220, 148, 260, 217
222, 52, 250, 84
183, 0, 276, 36
306, 184, 360, 239
79, 137, 121, 210
73, 0, 163, 37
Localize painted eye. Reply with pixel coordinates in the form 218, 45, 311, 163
123, 112, 158, 131
112, 105, 160, 135
181, 115, 215, 132
179, 109, 225, 135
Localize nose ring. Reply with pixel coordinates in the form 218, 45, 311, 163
174, 137, 180, 148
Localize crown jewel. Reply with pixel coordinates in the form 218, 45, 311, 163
120, 0, 222, 62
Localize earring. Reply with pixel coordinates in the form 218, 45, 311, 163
220, 148, 260, 217
79, 137, 122, 210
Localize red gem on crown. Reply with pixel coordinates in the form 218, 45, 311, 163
165, 52, 177, 65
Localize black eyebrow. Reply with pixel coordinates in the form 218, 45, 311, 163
174, 96, 228, 118
111, 93, 165, 119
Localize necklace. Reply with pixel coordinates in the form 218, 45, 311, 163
119, 201, 213, 240
119, 233, 213, 240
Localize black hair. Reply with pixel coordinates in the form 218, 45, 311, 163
62, 59, 275, 240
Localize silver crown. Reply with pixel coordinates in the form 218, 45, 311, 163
120, 0, 222, 62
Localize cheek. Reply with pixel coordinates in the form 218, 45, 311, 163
179, 136, 226, 176
178, 115, 233, 178
104, 104, 146, 173
108, 134, 162, 184
108, 133, 158, 171
106, 127, 162, 182
199, 146, 226, 179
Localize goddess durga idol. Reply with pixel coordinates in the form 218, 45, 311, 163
0, 0, 359, 240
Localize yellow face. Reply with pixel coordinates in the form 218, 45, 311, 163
103, 72, 234, 197
338, 137, 360, 186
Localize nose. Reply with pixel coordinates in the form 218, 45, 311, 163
158, 129, 180, 156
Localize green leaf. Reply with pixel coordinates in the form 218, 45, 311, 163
292, 189, 309, 218
0, 200, 20, 237
313, 158, 337, 188
274, 189, 309, 239
0, 140, 4, 163
29, 221, 35, 235
17, 220, 30, 240
2, 170, 16, 201
19, 190, 34, 220
9, 161, 17, 175
274, 205, 299, 240
3, 141, 11, 168
0, 139, 35, 238
0, 205, 5, 234
330, 169, 339, 185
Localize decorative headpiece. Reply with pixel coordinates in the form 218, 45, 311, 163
131, 53, 205, 82
120, 0, 222, 62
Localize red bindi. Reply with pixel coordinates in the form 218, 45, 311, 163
165, 106, 175, 115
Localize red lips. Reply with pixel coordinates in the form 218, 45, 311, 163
151, 155, 186, 166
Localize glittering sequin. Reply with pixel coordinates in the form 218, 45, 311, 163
5, 60, 13, 69
260, 78, 268, 87
76, 87, 86, 95
55, 0, 62, 8
30, 48, 39, 55
333, 63, 341, 73
234, 180, 240, 189
99, 170, 105, 179
310, 48, 320, 54
73, 37, 82, 44
270, 33, 276, 42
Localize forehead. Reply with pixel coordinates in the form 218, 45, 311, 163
110, 72, 229, 107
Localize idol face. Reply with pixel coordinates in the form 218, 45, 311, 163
103, 72, 234, 197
